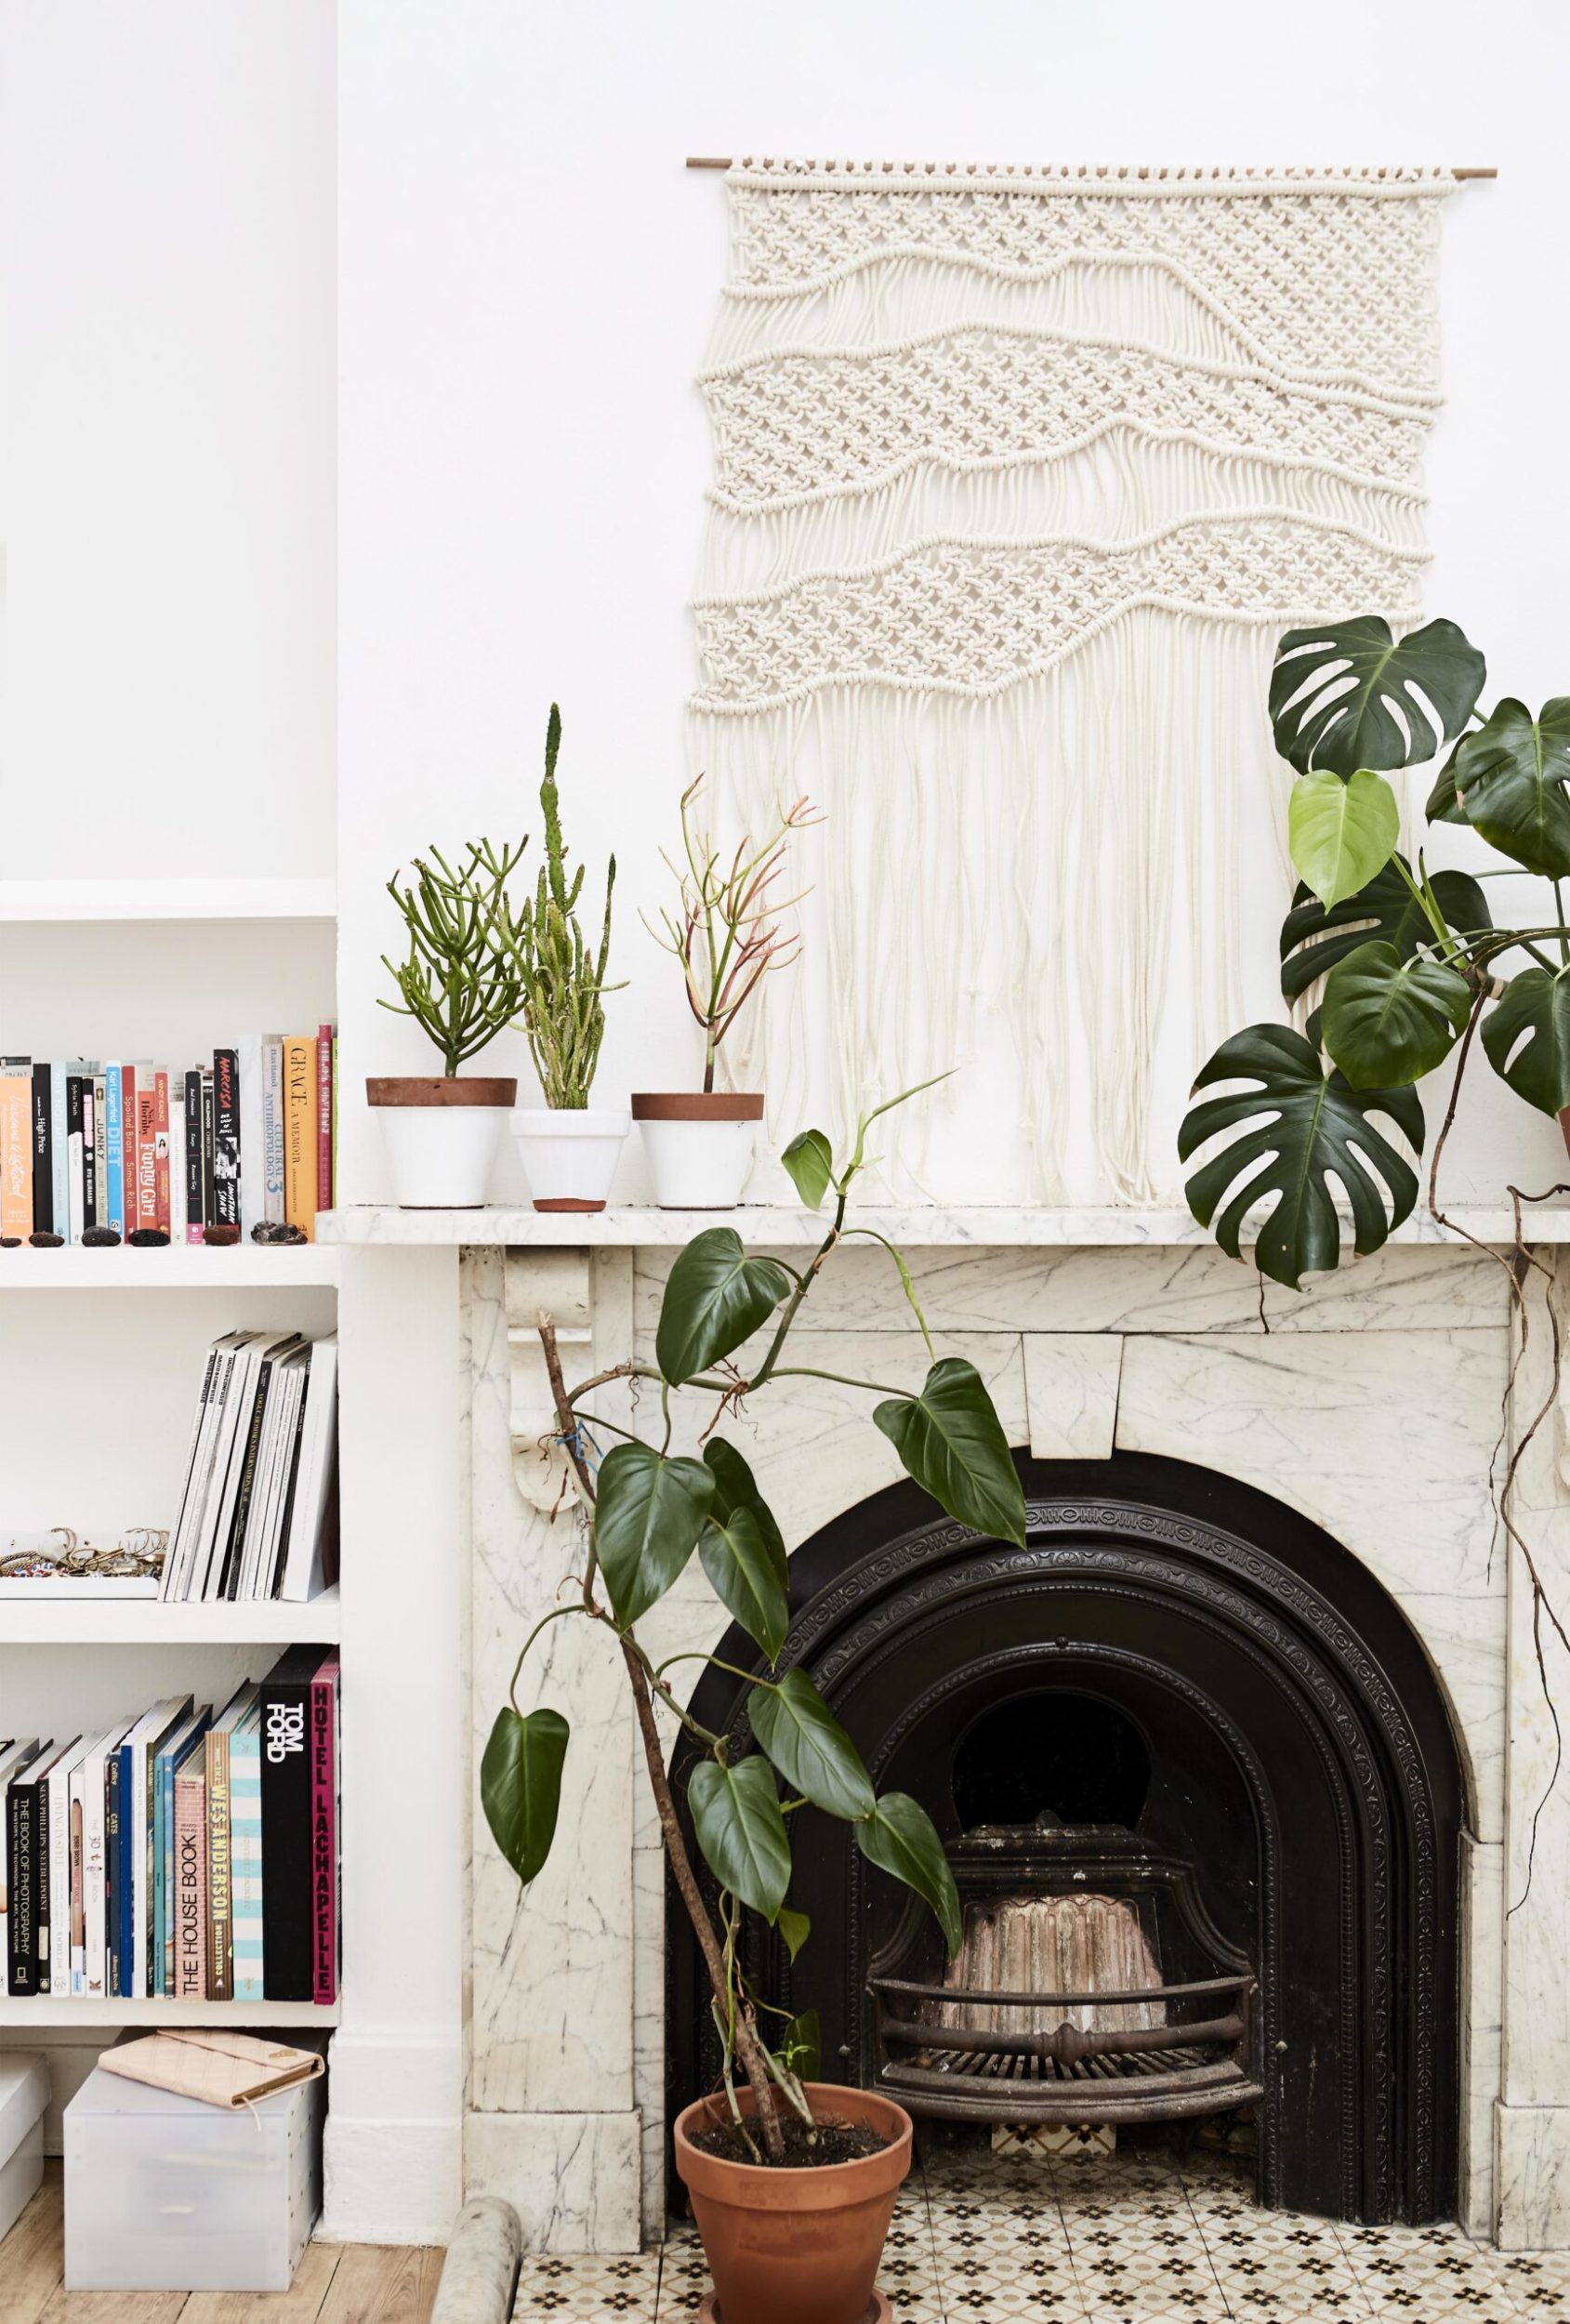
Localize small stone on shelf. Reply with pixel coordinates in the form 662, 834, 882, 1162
82, 1227, 121, 1248
127, 1228, 170, 1248
28, 1232, 65, 1248
251, 1221, 308, 1245
205, 1222, 241, 1247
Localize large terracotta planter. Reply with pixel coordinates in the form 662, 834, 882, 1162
674, 2081, 912, 2324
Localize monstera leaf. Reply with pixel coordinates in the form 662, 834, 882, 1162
1279, 860, 1489, 1004
1180, 1023, 1424, 1287
1287, 768, 1400, 908
1270, 617, 1486, 777
1482, 967, 1570, 1115
1453, 699, 1570, 878
1320, 941, 1471, 1088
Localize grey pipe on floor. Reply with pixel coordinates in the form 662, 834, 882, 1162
429, 2196, 522, 2324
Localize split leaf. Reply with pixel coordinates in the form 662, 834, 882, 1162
1320, 940, 1471, 1089
1482, 967, 1570, 1115
1270, 616, 1486, 777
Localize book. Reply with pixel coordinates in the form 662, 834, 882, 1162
103, 1060, 125, 1236
283, 1037, 315, 1239
250, 1348, 308, 1599
46, 1735, 80, 1995
154, 1069, 171, 1233
201, 1067, 216, 1230
174, 1746, 209, 1999
154, 1706, 211, 1994
0, 1741, 38, 1971
83, 1721, 131, 1996
82, 1077, 99, 1230
65, 1075, 86, 1244
262, 1037, 285, 1223
279, 1334, 339, 1602
230, 1705, 265, 2001
236, 1035, 270, 1237
7, 1738, 50, 1993
316, 1026, 334, 1215
120, 1064, 138, 1236
212, 1048, 240, 1227
91, 1071, 108, 1233
67, 1729, 119, 1993
205, 1684, 258, 1999
31, 1063, 52, 1235
1, 1058, 33, 1242
119, 1697, 191, 1999
200, 1334, 272, 1600
225, 1334, 304, 1599
100, 2030, 323, 2108
169, 1089, 188, 1243
257, 1647, 320, 2000
47, 1065, 71, 1239
184, 1068, 205, 1243
135, 1080, 159, 1234
310, 1657, 341, 2004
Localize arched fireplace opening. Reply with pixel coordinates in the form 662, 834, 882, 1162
668, 1452, 1466, 2225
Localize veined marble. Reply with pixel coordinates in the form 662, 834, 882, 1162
461, 1235, 1570, 2251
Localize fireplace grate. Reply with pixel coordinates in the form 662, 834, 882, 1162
872, 1971, 1264, 2125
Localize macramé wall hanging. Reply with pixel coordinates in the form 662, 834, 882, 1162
688, 160, 1456, 1200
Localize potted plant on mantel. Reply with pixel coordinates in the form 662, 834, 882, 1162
493, 705, 627, 1212
369, 838, 527, 1208
635, 778, 822, 1209
1180, 614, 1570, 1286
482, 1089, 1026, 2324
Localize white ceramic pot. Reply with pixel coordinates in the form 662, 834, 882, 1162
509, 1106, 630, 1212
366, 1077, 516, 1208
631, 1093, 764, 1210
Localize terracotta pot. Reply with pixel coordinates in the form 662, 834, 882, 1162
631, 1092, 764, 1210
509, 1105, 630, 1212
365, 1076, 516, 1208
673, 2081, 912, 2324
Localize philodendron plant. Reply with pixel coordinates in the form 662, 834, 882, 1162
1181, 615, 1570, 1287
481, 1085, 1026, 2160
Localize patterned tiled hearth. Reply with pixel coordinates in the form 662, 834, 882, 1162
511, 2143, 1570, 2323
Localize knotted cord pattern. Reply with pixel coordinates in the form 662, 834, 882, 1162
688, 165, 1450, 1202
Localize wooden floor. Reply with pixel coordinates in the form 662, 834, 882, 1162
0, 2167, 443, 2324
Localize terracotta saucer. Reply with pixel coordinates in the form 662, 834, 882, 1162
697, 2299, 894, 2324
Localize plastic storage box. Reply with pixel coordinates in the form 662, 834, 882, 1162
0, 2053, 48, 2243
63, 2064, 323, 2291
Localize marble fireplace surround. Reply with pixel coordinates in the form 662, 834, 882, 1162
454, 1224, 1570, 2257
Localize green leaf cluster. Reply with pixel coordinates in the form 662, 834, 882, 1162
378, 837, 529, 1076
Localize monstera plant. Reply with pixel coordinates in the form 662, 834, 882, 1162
1181, 615, 1570, 1287
481, 1083, 1025, 2160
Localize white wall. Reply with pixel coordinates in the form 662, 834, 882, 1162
338, 0, 1570, 1212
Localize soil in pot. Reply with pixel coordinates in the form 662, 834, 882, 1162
690, 2116, 890, 2169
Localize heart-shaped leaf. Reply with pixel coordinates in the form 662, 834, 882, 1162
655, 1227, 793, 1385
1288, 769, 1400, 910
1270, 616, 1486, 776
776, 1907, 811, 1963
749, 1669, 877, 1820
704, 1438, 788, 1571
594, 1443, 714, 1628
855, 1792, 963, 1960
1453, 699, 1570, 878
481, 1706, 569, 1885
1179, 1023, 1424, 1289
781, 1128, 835, 1208
1482, 968, 1570, 1115
689, 1754, 790, 1920
700, 1506, 790, 1665
1279, 860, 1489, 1005
873, 1358, 1026, 1549
1320, 941, 1471, 1089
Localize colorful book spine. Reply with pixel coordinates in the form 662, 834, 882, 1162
311, 1657, 340, 2004
135, 1083, 159, 1233
48, 1064, 70, 1237
206, 1724, 234, 1999
91, 1072, 108, 1228
283, 1038, 315, 1239
105, 1746, 121, 1995
120, 1065, 138, 1232
230, 1715, 264, 2002
174, 1761, 208, 1998
154, 1070, 171, 1233
169, 1089, 188, 1243
81, 1077, 98, 1228
213, 1048, 240, 1227
65, 1076, 86, 1244
68, 1750, 86, 1993
331, 1035, 338, 1206
184, 1068, 205, 1243
7, 1770, 41, 1994
201, 1068, 217, 1228
263, 1037, 286, 1223
103, 1061, 125, 1235
316, 1026, 334, 1215
1, 1058, 34, 1242
30, 1063, 52, 1235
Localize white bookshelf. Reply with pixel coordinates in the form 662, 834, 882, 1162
1, 1244, 339, 1288
0, 878, 336, 923
0, 1587, 342, 1646
0, 1997, 341, 2028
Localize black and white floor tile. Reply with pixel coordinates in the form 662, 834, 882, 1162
509, 2143, 1567, 2320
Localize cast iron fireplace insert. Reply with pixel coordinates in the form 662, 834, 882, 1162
669, 1452, 1465, 2225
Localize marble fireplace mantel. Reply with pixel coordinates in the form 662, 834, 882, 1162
437, 1223, 1570, 2259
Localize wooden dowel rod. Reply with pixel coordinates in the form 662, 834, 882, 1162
686, 157, 1497, 178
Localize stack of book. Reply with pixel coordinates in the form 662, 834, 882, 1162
0, 1032, 337, 1248
3, 1649, 340, 2004
165, 1333, 339, 1604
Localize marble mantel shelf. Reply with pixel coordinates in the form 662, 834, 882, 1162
317, 1202, 1570, 1248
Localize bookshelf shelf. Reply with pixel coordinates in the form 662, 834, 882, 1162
0, 1589, 342, 1646
1, 1245, 339, 1288
0, 877, 336, 923
0, 1997, 341, 2027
